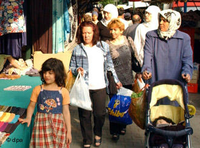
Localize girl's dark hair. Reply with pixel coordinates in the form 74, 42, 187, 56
39, 58, 66, 87
76, 21, 99, 45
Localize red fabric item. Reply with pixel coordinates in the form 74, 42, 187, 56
0, 122, 8, 132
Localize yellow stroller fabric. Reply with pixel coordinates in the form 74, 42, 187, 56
150, 84, 185, 124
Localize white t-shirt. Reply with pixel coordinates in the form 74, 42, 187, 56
84, 45, 106, 90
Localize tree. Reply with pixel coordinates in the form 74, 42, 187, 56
99, 0, 115, 7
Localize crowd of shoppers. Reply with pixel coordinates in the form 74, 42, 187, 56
16, 3, 193, 148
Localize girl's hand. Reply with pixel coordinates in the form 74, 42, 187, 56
66, 132, 72, 145
116, 82, 122, 89
18, 118, 31, 127
182, 73, 191, 83
142, 70, 152, 80
77, 67, 84, 76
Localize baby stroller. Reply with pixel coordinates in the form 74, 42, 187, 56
145, 79, 194, 148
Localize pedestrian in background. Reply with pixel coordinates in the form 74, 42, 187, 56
134, 5, 161, 66
123, 12, 142, 42
117, 7, 128, 29
97, 4, 118, 41
92, 11, 99, 24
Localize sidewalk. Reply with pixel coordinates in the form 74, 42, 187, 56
70, 105, 145, 148
69, 93, 200, 148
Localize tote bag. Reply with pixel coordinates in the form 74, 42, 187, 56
108, 87, 133, 125
69, 72, 92, 111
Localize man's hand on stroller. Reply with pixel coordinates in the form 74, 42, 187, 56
142, 70, 152, 80
182, 73, 191, 83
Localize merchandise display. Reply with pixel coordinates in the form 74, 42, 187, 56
0, 106, 26, 146
0, 75, 41, 147
4, 86, 31, 91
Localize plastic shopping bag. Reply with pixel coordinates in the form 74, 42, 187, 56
128, 87, 146, 129
132, 78, 145, 93
108, 87, 133, 125
69, 72, 92, 111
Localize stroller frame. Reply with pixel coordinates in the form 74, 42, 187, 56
145, 79, 193, 148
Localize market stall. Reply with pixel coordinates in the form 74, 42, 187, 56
0, 76, 41, 147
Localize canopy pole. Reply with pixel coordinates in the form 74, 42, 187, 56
184, 1, 187, 13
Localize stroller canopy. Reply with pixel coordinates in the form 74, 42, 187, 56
147, 79, 188, 124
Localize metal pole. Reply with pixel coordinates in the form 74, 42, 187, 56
184, 1, 187, 13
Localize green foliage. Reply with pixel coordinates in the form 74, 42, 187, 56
99, 0, 115, 7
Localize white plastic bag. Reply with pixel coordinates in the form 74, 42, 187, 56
137, 78, 145, 90
69, 72, 92, 111
117, 87, 133, 96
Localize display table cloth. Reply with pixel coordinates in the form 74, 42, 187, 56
0, 75, 41, 147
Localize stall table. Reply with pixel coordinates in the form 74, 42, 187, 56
0, 75, 41, 147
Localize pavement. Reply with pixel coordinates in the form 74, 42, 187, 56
69, 92, 200, 148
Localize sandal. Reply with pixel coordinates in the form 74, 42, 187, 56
112, 134, 119, 141
94, 137, 102, 147
120, 128, 126, 135
83, 144, 91, 148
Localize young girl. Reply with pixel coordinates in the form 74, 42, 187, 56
19, 58, 72, 147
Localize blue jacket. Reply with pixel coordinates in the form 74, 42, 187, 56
69, 41, 120, 88
142, 30, 193, 85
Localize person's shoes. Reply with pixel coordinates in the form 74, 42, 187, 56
120, 128, 126, 135
83, 144, 91, 148
94, 137, 102, 147
112, 134, 119, 141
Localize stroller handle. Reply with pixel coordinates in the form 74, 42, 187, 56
148, 125, 193, 137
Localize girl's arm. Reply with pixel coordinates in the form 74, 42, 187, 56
63, 104, 72, 145
18, 101, 36, 127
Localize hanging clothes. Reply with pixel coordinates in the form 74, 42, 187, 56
64, 0, 78, 51
0, 0, 27, 58
30, 0, 52, 53
52, 0, 70, 53
0, 33, 26, 58
0, 0, 26, 36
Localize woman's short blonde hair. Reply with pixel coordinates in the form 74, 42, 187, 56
107, 18, 125, 31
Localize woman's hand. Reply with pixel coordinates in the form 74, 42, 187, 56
135, 73, 142, 79
116, 82, 122, 89
142, 70, 152, 80
182, 73, 191, 83
77, 67, 84, 76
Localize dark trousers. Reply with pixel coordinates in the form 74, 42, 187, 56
78, 88, 107, 145
109, 84, 132, 135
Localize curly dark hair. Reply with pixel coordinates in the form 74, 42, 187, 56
39, 58, 66, 87
76, 21, 99, 45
